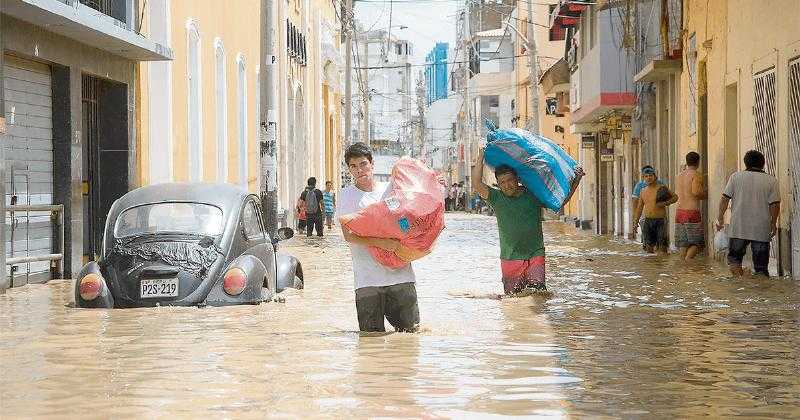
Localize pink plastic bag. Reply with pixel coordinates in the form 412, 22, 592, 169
342, 157, 445, 269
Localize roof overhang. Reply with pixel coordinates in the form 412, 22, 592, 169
2, 0, 173, 61
540, 58, 570, 94
548, 0, 592, 41
634, 59, 682, 83
571, 92, 635, 124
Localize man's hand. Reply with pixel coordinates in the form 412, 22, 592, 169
715, 218, 725, 231
770, 223, 778, 239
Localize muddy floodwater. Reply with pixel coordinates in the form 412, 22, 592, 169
2, 213, 800, 418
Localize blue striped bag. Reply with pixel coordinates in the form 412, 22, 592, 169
484, 124, 579, 211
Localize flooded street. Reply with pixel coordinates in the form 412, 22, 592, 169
2, 213, 800, 418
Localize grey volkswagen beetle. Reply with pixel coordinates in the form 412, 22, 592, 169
74, 183, 303, 308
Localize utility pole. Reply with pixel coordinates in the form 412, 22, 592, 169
362, 35, 370, 146
462, 8, 473, 210
526, 0, 540, 134
343, 0, 353, 144
259, 0, 280, 236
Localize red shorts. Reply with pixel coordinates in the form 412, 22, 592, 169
500, 256, 545, 294
675, 209, 701, 223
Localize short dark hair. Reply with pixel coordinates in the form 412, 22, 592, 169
744, 150, 765, 169
325, 181, 332, 185
641, 165, 655, 173
344, 142, 373, 165
495, 165, 517, 178
307, 177, 316, 187
685, 151, 700, 166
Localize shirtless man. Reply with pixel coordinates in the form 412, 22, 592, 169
674, 152, 707, 261
633, 167, 678, 254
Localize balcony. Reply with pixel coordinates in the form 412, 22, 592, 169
4, 0, 172, 61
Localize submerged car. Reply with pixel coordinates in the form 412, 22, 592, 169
74, 183, 303, 308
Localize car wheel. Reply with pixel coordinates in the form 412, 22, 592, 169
293, 274, 303, 289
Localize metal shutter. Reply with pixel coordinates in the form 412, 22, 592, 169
3, 55, 54, 281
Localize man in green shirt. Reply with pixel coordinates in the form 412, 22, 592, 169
472, 147, 584, 295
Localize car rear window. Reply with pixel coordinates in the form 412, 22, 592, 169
114, 202, 224, 237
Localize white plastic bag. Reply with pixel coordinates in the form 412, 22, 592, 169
714, 229, 729, 253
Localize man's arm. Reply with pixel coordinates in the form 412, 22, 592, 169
341, 226, 401, 251
769, 202, 780, 238
657, 188, 679, 208
691, 172, 707, 199
560, 167, 585, 211
633, 196, 644, 232
471, 148, 490, 200
317, 190, 324, 213
715, 195, 731, 230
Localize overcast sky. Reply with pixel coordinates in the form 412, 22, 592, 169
354, 0, 462, 67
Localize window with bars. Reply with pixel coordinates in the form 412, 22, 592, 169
788, 57, 800, 278
753, 68, 778, 176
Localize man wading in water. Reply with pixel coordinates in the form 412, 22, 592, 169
472, 147, 584, 296
675, 152, 707, 261
337, 142, 421, 332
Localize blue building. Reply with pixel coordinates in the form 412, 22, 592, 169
425, 42, 449, 105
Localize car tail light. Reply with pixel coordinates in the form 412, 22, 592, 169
223, 268, 247, 295
79, 273, 104, 301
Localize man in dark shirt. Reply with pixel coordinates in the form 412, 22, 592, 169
300, 177, 324, 237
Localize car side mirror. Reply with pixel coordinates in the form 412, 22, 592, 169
275, 227, 294, 242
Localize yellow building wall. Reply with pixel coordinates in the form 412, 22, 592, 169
680, 0, 727, 216
138, 0, 262, 190
683, 0, 800, 235
724, 0, 800, 232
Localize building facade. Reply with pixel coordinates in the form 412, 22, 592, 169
136, 0, 343, 231
425, 42, 449, 105
1, 0, 171, 289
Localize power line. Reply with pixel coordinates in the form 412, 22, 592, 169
354, 51, 561, 69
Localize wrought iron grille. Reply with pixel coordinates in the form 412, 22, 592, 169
79, 0, 126, 22
789, 57, 800, 278
753, 68, 778, 176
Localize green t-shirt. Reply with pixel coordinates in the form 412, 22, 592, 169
488, 187, 545, 260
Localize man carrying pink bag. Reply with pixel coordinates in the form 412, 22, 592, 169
337, 143, 444, 333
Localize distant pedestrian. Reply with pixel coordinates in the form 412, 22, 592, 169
675, 152, 707, 261
473, 147, 584, 295
301, 177, 324, 237
448, 183, 457, 211
337, 142, 420, 332
715, 150, 780, 277
633, 167, 677, 254
323, 181, 336, 230
630, 165, 664, 241
296, 196, 307, 231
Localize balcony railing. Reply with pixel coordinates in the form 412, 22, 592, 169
78, 0, 127, 23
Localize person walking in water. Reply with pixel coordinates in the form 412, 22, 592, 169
633, 167, 677, 255
323, 181, 336, 230
472, 147, 584, 295
675, 152, 707, 261
337, 142, 420, 332
715, 150, 780, 277
301, 177, 324, 237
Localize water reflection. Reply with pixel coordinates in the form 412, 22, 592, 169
1, 214, 799, 417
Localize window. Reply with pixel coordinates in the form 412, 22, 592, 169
214, 38, 228, 182
115, 203, 224, 237
242, 201, 265, 240
236, 54, 248, 188
186, 19, 203, 181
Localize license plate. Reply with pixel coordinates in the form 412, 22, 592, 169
140, 278, 179, 298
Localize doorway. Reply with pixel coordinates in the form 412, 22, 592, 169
81, 75, 129, 259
